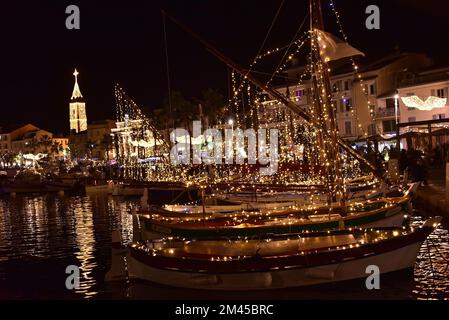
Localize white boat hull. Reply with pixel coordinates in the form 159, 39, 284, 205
127, 241, 423, 290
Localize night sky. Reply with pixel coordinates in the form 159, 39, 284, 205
1, 0, 449, 134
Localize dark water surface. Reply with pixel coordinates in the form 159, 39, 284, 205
0, 194, 448, 300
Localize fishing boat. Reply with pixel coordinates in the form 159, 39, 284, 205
138, 193, 414, 240
125, 217, 441, 290
107, 0, 433, 292
159, 182, 411, 216
163, 197, 302, 215
112, 181, 199, 203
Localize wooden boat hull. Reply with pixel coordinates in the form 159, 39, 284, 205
140, 200, 408, 239
163, 201, 297, 215
127, 224, 433, 290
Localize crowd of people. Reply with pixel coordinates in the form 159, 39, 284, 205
398, 144, 449, 184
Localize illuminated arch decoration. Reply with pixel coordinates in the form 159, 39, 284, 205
401, 95, 447, 111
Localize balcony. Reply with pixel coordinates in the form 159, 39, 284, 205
375, 108, 397, 119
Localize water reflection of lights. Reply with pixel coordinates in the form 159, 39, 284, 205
412, 217, 449, 300
0, 195, 447, 299
72, 197, 97, 298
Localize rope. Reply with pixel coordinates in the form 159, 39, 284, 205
221, 0, 286, 123
266, 13, 309, 86
246, 0, 286, 77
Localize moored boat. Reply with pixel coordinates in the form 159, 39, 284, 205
125, 217, 442, 290
138, 195, 411, 239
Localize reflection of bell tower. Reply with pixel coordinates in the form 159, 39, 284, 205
69, 69, 87, 133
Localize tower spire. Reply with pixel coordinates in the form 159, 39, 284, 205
69, 68, 87, 133
71, 68, 83, 101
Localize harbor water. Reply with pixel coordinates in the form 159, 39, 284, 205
0, 194, 448, 300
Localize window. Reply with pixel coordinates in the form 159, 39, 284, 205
343, 98, 352, 112
436, 88, 448, 98
295, 89, 305, 97
383, 120, 397, 133
369, 84, 376, 95
332, 81, 341, 93
344, 121, 352, 135
408, 117, 416, 123
386, 98, 396, 109
344, 81, 350, 91
433, 114, 446, 120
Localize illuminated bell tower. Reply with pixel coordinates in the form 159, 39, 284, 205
69, 69, 87, 133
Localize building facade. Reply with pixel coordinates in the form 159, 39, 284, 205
259, 52, 432, 146
87, 120, 116, 160
397, 67, 449, 124
69, 69, 87, 133
0, 123, 67, 160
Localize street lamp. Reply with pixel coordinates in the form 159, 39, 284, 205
394, 94, 400, 152
394, 94, 399, 125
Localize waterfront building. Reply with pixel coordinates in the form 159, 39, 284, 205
87, 120, 116, 160
257, 52, 432, 153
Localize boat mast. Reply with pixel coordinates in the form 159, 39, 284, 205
308, 0, 345, 204
162, 11, 385, 183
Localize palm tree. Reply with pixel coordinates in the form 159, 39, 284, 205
194, 88, 225, 127
68, 143, 77, 159
38, 135, 53, 155
162, 91, 196, 130
50, 141, 64, 159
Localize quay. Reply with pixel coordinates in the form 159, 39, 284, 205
414, 166, 449, 224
